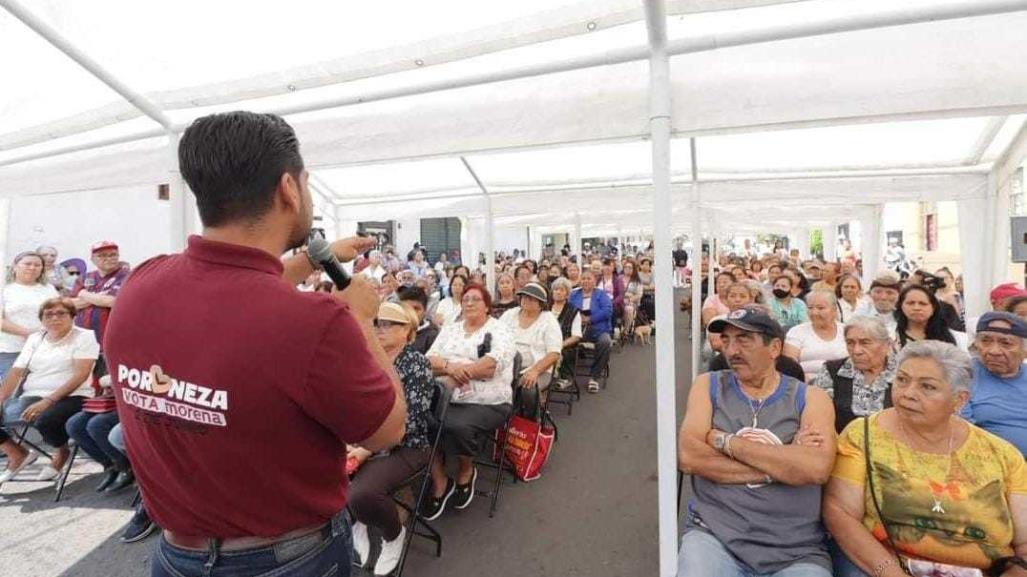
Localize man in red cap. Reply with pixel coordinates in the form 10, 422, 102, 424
990, 282, 1027, 311
70, 240, 129, 378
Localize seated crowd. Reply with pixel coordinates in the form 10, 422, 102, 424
0, 238, 654, 576
679, 250, 1027, 577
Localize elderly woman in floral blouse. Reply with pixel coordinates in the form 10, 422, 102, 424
349, 302, 437, 576
811, 316, 897, 433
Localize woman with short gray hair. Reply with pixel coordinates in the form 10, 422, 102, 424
811, 316, 897, 433
824, 340, 1027, 577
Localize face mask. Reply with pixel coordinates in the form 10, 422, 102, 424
773, 288, 790, 299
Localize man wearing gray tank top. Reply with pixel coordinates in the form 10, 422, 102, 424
678, 306, 837, 577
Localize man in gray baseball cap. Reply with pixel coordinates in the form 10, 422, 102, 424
962, 311, 1027, 455
678, 305, 836, 576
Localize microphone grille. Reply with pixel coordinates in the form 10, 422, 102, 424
307, 235, 335, 263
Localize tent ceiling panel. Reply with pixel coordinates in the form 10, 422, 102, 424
0, 0, 801, 150
5, 1, 1023, 163
0, 10, 126, 134
696, 117, 994, 172
293, 60, 650, 170
0, 136, 168, 197
669, 11, 1027, 136
315, 158, 479, 199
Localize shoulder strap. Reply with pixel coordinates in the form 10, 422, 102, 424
864, 416, 911, 575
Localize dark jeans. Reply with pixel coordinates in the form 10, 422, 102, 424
557, 347, 576, 379
0, 395, 83, 447
349, 446, 430, 540
583, 329, 612, 379
442, 403, 511, 456
65, 410, 128, 471
152, 510, 351, 577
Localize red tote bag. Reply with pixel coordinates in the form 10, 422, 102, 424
499, 414, 555, 482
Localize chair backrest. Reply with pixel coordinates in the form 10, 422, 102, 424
510, 352, 523, 391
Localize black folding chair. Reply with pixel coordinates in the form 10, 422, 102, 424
1, 402, 80, 502
392, 381, 452, 577
473, 353, 522, 518
546, 348, 581, 415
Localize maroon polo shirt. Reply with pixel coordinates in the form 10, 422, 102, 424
104, 235, 396, 538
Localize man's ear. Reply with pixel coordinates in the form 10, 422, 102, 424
276, 171, 301, 214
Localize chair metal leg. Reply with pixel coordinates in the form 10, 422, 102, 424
54, 444, 79, 502
14, 425, 52, 460
488, 423, 510, 518
131, 488, 142, 508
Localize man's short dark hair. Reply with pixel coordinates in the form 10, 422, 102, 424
397, 286, 428, 309
179, 111, 304, 227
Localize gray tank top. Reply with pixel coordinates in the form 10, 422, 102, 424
688, 370, 829, 574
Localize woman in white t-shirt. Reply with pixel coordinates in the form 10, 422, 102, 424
499, 283, 563, 416
0, 297, 99, 483
783, 290, 848, 381
0, 252, 59, 377
433, 274, 467, 327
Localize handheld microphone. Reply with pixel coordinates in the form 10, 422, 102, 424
307, 234, 351, 290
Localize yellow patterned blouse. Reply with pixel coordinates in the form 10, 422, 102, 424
832, 413, 1027, 569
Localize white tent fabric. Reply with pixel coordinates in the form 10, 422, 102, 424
3, 2, 1027, 576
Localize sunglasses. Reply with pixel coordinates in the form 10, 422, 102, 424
373, 319, 406, 329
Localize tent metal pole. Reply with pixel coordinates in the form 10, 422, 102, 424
644, 2, 678, 576
484, 196, 495, 295
689, 139, 702, 382
574, 213, 583, 260
5, 0, 1026, 169
0, 0, 173, 131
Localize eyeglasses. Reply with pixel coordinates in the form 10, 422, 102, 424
67, 270, 80, 276
373, 319, 406, 329
462, 296, 484, 304
42, 310, 72, 319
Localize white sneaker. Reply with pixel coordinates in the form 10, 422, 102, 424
373, 526, 407, 576
351, 521, 370, 567
36, 464, 60, 482
0, 450, 38, 483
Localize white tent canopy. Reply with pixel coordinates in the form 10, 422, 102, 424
3, 2, 1027, 575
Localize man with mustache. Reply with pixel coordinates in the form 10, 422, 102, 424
677, 305, 837, 577
962, 312, 1027, 456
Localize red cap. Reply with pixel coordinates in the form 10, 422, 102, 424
990, 282, 1027, 304
91, 240, 119, 254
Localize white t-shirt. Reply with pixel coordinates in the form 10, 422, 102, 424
499, 308, 563, 368
14, 326, 99, 397
785, 322, 848, 380
0, 283, 59, 353
426, 317, 515, 405
434, 297, 462, 326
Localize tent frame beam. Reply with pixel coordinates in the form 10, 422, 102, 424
3, 0, 1026, 169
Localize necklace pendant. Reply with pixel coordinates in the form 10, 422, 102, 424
932, 499, 945, 515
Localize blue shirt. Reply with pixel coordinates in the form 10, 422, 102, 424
962, 360, 1027, 455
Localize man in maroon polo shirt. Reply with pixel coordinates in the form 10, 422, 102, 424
70, 240, 130, 378
104, 111, 406, 577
